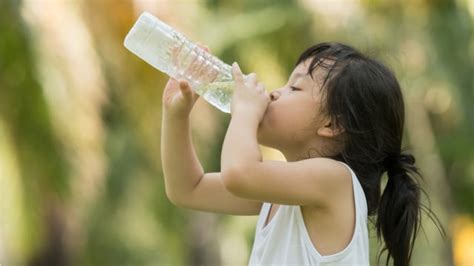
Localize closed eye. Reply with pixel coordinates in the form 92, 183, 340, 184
290, 86, 301, 91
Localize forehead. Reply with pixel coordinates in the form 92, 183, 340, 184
291, 59, 328, 90
294, 57, 335, 76
293, 59, 311, 76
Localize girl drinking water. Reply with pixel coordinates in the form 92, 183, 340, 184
161, 42, 444, 266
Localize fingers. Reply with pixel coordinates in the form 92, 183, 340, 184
179, 79, 189, 90
232, 62, 265, 95
196, 42, 211, 53
166, 77, 179, 86
256, 82, 265, 93
232, 62, 244, 87
247, 73, 258, 87
178, 79, 192, 98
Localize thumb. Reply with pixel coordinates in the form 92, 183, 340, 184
179, 80, 193, 99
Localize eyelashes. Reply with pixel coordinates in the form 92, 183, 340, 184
290, 86, 301, 91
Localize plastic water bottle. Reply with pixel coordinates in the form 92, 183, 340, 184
124, 11, 246, 113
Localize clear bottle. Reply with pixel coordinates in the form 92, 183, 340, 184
124, 11, 246, 113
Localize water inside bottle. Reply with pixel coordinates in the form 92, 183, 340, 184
194, 80, 235, 113
125, 12, 241, 113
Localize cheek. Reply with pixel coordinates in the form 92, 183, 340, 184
262, 105, 311, 138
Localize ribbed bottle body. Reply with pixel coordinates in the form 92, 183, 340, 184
124, 12, 239, 113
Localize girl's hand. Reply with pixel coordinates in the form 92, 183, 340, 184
162, 43, 210, 118
231, 62, 270, 123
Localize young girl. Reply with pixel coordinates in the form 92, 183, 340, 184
161, 42, 444, 266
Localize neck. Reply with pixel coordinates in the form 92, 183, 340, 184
279, 146, 324, 162
280, 140, 342, 162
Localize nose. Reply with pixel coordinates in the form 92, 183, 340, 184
270, 90, 280, 101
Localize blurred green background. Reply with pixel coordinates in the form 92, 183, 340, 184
0, 0, 472, 265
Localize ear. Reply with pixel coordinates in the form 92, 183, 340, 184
317, 118, 344, 138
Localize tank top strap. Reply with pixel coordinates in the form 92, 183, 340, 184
338, 161, 368, 216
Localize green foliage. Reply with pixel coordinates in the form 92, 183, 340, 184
1, 0, 472, 265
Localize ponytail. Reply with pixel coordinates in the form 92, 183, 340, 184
376, 151, 445, 266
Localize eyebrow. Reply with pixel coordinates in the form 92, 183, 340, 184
290, 72, 321, 92
292, 72, 305, 80
290, 72, 308, 86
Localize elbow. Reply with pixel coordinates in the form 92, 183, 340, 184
165, 191, 185, 208
165, 192, 179, 206
222, 167, 246, 195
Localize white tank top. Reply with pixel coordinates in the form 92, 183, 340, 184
248, 162, 370, 265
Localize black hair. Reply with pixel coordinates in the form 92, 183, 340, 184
294, 42, 446, 266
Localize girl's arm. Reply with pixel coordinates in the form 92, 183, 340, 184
161, 110, 262, 215
161, 113, 204, 203
160, 45, 262, 214
221, 109, 262, 172
221, 106, 351, 208
221, 62, 351, 207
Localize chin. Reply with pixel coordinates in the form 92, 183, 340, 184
257, 117, 274, 145
257, 127, 267, 147
257, 129, 279, 150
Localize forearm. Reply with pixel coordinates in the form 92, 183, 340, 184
221, 111, 262, 173
161, 112, 204, 202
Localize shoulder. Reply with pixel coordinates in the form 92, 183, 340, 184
307, 157, 350, 174
304, 158, 354, 206
305, 157, 352, 185
222, 157, 353, 207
